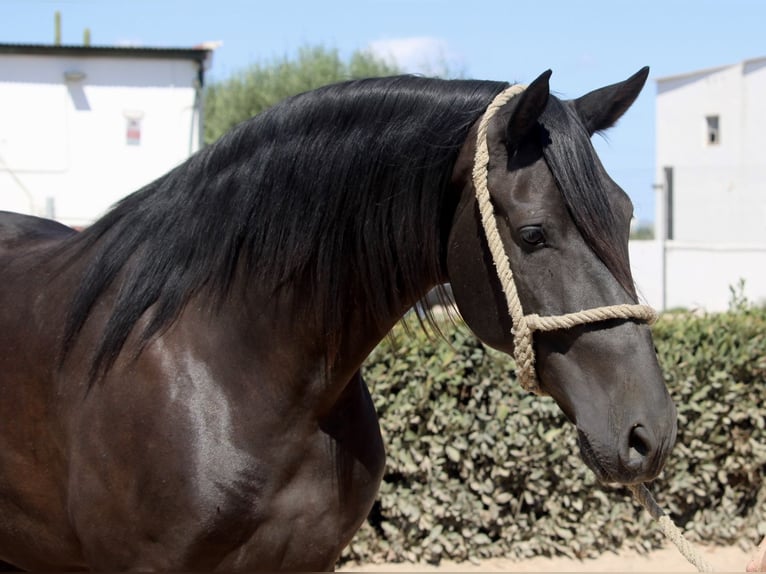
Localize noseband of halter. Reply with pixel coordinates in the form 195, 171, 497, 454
471, 84, 658, 395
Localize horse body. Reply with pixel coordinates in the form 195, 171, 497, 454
0, 215, 396, 569
0, 216, 82, 568
0, 71, 677, 570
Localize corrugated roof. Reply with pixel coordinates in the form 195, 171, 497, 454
0, 42, 213, 63
656, 55, 766, 83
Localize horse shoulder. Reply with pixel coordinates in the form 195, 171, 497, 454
66, 317, 384, 570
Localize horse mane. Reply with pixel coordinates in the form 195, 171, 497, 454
539, 96, 637, 299
59, 75, 508, 382
58, 75, 636, 384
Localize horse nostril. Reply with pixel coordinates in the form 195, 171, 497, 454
628, 424, 651, 462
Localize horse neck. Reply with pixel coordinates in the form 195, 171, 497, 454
220, 270, 426, 416
229, 170, 454, 399
271, 243, 442, 355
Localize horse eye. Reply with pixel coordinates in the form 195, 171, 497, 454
520, 225, 546, 246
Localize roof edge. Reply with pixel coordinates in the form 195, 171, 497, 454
656, 55, 766, 83
0, 42, 215, 62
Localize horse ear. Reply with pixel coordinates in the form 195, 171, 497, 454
506, 69, 552, 148
574, 66, 650, 134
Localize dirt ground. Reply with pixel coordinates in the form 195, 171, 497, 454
340, 543, 754, 572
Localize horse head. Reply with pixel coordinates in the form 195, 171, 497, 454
447, 68, 677, 486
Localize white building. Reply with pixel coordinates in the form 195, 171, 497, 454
0, 43, 214, 227
630, 57, 766, 311
655, 56, 766, 243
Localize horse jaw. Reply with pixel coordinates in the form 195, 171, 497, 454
535, 321, 677, 485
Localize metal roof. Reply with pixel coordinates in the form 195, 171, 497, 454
0, 42, 213, 63
656, 55, 766, 83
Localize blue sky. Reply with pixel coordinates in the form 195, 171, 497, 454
2, 0, 765, 224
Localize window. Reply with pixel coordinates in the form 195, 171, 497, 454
124, 110, 144, 146
126, 118, 141, 146
705, 115, 720, 145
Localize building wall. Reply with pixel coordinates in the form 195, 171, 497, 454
0, 52, 202, 227
630, 240, 766, 311
651, 58, 766, 311
656, 60, 766, 244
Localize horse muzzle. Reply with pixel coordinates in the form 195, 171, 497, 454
576, 406, 678, 486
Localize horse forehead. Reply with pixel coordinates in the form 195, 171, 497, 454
487, 138, 555, 200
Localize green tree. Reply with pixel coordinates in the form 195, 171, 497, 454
630, 224, 655, 240
204, 45, 402, 144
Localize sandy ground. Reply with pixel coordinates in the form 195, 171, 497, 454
340, 544, 754, 572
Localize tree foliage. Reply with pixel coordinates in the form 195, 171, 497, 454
204, 45, 402, 144
630, 223, 655, 240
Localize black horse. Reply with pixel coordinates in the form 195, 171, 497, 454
0, 69, 676, 570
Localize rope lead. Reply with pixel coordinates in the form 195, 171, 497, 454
629, 484, 714, 572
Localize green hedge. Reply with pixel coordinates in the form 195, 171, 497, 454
339, 305, 766, 565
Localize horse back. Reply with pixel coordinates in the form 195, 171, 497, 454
0, 212, 87, 567
0, 211, 76, 251
0, 210, 78, 385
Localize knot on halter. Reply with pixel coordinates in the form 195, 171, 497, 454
472, 84, 658, 395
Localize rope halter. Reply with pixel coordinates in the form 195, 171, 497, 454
472, 84, 658, 395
